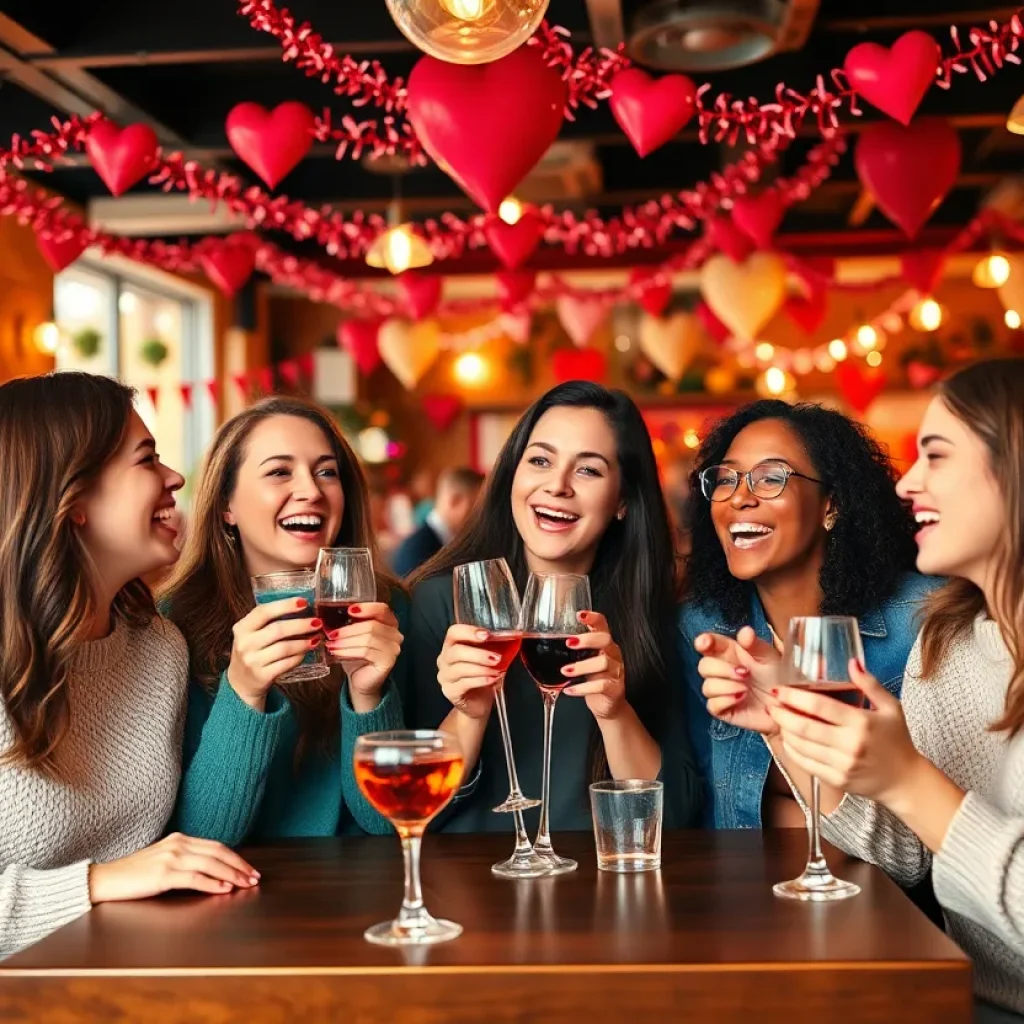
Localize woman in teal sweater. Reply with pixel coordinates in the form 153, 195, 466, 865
161, 396, 407, 844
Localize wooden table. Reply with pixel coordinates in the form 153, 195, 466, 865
0, 831, 971, 1023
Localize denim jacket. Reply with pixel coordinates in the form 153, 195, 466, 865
677, 572, 943, 829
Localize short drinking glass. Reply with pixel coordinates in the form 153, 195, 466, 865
251, 569, 329, 683
315, 548, 376, 660
590, 780, 663, 873
353, 730, 465, 945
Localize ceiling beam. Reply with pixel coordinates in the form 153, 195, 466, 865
818, 8, 1019, 31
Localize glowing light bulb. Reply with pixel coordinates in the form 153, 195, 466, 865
498, 197, 523, 226
366, 223, 433, 276
910, 299, 943, 333
454, 352, 488, 386
33, 321, 62, 355
683, 428, 700, 449
614, 334, 631, 352
754, 341, 775, 363
385, 228, 413, 275
973, 252, 1011, 289
1006, 309, 1021, 330
866, 351, 883, 368
856, 324, 880, 350
828, 339, 848, 362
440, 0, 486, 19
764, 367, 787, 395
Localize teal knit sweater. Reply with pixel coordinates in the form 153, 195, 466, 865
169, 599, 408, 845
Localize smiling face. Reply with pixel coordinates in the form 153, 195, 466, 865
510, 405, 624, 575
709, 418, 831, 584
77, 410, 184, 593
225, 414, 345, 577
896, 396, 1003, 589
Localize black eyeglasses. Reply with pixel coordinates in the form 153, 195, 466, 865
699, 460, 825, 502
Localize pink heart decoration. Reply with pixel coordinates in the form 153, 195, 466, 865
337, 318, 383, 376
85, 120, 159, 197
35, 229, 87, 272
704, 215, 754, 263
421, 394, 463, 432
496, 270, 536, 310
844, 31, 940, 127
397, 271, 443, 321
225, 101, 315, 190
198, 234, 258, 297
855, 119, 961, 239
407, 47, 566, 213
552, 347, 607, 384
731, 190, 785, 250
629, 268, 672, 317
484, 209, 544, 269
608, 69, 697, 158
900, 249, 947, 293
556, 295, 608, 348
836, 362, 886, 414
906, 360, 943, 390
498, 310, 532, 344
784, 288, 828, 336
695, 301, 731, 345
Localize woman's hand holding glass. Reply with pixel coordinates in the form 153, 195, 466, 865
561, 610, 628, 721
696, 627, 782, 735
435, 624, 504, 720
325, 603, 403, 712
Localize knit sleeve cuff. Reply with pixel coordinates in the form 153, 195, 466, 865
0, 860, 92, 959
340, 680, 403, 735
207, 675, 289, 750
934, 789, 1024, 945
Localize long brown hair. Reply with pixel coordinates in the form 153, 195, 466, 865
918, 358, 1024, 735
0, 372, 155, 778
160, 396, 401, 759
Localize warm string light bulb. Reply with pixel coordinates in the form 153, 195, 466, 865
498, 197, 523, 226
33, 321, 62, 355
1006, 309, 1022, 330
453, 352, 488, 386
856, 324, 880, 350
828, 339, 848, 362
754, 341, 775, 363
910, 298, 943, 332
972, 252, 1011, 289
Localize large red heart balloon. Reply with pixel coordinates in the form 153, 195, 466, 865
484, 209, 544, 269
35, 228, 87, 272
844, 31, 940, 127
198, 234, 258, 297
496, 270, 536, 310
900, 249, 947, 293
407, 46, 566, 213
225, 101, 315, 190
337, 318, 383, 376
552, 347, 607, 384
421, 394, 463, 432
397, 271, 442, 321
855, 119, 961, 239
86, 120, 159, 197
608, 69, 696, 158
704, 215, 753, 263
731, 190, 785, 250
836, 362, 886, 414
629, 268, 672, 317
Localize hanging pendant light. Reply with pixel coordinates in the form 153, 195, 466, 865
366, 203, 434, 276
385, 0, 549, 65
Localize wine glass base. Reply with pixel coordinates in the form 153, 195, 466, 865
364, 916, 463, 946
492, 796, 541, 813
535, 853, 577, 876
491, 851, 553, 879
773, 875, 861, 902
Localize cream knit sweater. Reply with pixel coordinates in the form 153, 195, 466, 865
0, 616, 187, 958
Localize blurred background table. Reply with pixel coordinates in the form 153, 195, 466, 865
0, 831, 971, 1023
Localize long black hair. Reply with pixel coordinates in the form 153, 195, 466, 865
411, 381, 678, 767
684, 399, 918, 627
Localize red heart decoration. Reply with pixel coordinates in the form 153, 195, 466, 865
695, 301, 730, 344
608, 69, 696, 158
844, 31, 940, 127
906, 360, 943, 390
198, 234, 258, 297
337, 318, 382, 376
496, 270, 536, 310
731, 190, 785, 250
225, 101, 315, 190
704, 215, 753, 263
900, 249, 947, 293
421, 394, 463, 432
484, 209, 544, 269
629, 268, 672, 317
397, 271, 442, 321
35, 229, 87, 272
836, 362, 886, 414
86, 120, 159, 197
784, 288, 828, 336
855, 119, 961, 239
552, 347, 607, 384
407, 46, 566, 213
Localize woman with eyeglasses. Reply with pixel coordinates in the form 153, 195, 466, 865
677, 400, 942, 830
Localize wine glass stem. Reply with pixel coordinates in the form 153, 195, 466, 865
493, 677, 528, 801
533, 690, 558, 857
397, 831, 431, 931
803, 775, 831, 880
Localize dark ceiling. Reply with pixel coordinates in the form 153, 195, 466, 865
0, 0, 1021, 274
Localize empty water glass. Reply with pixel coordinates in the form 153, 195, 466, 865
589, 780, 663, 873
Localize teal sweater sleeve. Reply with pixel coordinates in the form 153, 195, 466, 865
170, 674, 290, 846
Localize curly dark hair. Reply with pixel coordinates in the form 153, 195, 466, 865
683, 399, 918, 626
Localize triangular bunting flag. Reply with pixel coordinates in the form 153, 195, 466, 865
179, 383, 193, 409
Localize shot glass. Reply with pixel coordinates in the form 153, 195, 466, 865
589, 780, 663, 873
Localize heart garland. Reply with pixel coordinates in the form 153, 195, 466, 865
552, 347, 607, 384
225, 101, 315, 190
337, 319, 383, 376
843, 31, 941, 126
378, 318, 441, 390
421, 394, 464, 432
397, 271, 443, 321
731, 190, 785, 250
197, 233, 259, 297
699, 252, 787, 341
85, 120, 159, 197
836, 362, 886, 414
638, 313, 704, 380
35, 229, 87, 272
484, 209, 545, 269
556, 295, 608, 348
608, 69, 697, 158
629, 268, 672, 318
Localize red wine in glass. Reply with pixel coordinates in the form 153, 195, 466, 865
478, 631, 523, 673
806, 681, 866, 709
520, 633, 590, 690
316, 599, 356, 633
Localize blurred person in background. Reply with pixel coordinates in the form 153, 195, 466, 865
392, 467, 484, 578
410, 468, 437, 529
662, 456, 695, 557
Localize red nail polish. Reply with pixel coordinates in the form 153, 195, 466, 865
310, 619, 323, 629
856, 659, 865, 673
295, 598, 308, 609
350, 606, 361, 615
310, 637, 320, 647
566, 637, 580, 648
770, 688, 779, 696
489, 654, 500, 664
564, 667, 575, 675
733, 692, 746, 699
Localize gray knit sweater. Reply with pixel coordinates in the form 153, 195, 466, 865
0, 616, 187, 959
798, 617, 1024, 1014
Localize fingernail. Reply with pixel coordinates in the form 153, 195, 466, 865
295, 598, 308, 609
578, 611, 589, 621
310, 618, 322, 629
563, 666, 575, 675
310, 637, 320, 647
489, 654, 500, 664
770, 688, 779, 696
475, 630, 488, 641
733, 692, 746, 699
249, 875, 260, 886
328, 630, 340, 640
566, 637, 580, 648
251, 870, 261, 879
734, 667, 749, 679
350, 606, 361, 615
855, 659, 865, 673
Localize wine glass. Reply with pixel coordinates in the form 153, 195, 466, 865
773, 616, 864, 902
453, 559, 549, 880
519, 571, 592, 876
315, 548, 376, 661
353, 730, 465, 945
